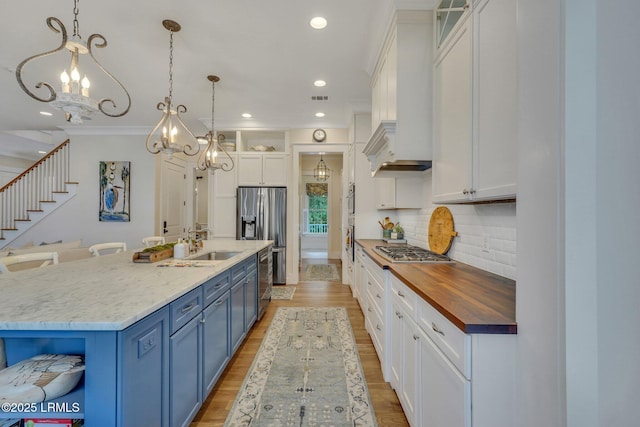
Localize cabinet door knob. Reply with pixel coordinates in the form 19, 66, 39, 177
395, 311, 403, 319
376, 293, 382, 299
376, 324, 381, 331
413, 334, 419, 341
397, 291, 405, 298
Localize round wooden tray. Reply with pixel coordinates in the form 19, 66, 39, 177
428, 206, 458, 254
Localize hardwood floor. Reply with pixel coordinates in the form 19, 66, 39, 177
190, 258, 409, 426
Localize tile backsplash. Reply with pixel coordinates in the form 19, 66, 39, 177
396, 202, 516, 280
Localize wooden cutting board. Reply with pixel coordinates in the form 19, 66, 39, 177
428, 206, 458, 254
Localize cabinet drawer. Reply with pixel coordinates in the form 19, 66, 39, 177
203, 271, 231, 308
389, 274, 416, 316
231, 257, 255, 284
170, 287, 203, 335
417, 298, 471, 378
364, 255, 385, 285
367, 302, 385, 360
366, 271, 385, 316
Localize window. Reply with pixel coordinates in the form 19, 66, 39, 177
303, 183, 328, 234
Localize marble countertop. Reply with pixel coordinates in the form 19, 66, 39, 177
0, 239, 272, 331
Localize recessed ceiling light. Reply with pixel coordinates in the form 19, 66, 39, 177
314, 80, 327, 87
310, 17, 327, 30
242, 113, 252, 118
38, 150, 47, 154
315, 112, 325, 118
40, 111, 53, 116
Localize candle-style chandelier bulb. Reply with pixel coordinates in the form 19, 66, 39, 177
146, 20, 199, 158
197, 75, 234, 172
15, 0, 131, 124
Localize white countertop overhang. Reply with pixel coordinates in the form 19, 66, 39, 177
0, 240, 272, 331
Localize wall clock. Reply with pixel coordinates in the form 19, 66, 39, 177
313, 129, 327, 142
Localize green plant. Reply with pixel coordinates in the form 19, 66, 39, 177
393, 223, 404, 233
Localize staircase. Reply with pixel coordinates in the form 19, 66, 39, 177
0, 139, 78, 249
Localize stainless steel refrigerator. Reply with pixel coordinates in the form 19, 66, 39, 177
236, 186, 286, 284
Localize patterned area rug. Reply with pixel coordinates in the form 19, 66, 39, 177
271, 286, 296, 300
224, 307, 378, 427
300, 264, 341, 282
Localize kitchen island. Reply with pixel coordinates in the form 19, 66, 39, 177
0, 239, 272, 426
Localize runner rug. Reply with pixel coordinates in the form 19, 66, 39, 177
300, 264, 341, 282
223, 307, 378, 427
270, 286, 296, 300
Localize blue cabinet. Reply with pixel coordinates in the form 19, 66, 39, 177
245, 266, 258, 330
118, 307, 170, 426
170, 314, 203, 427
230, 279, 245, 354
203, 290, 231, 396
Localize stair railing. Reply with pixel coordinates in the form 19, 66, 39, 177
0, 139, 71, 235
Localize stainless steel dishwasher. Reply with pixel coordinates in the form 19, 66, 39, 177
258, 246, 273, 319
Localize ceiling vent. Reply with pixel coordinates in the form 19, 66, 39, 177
311, 96, 329, 101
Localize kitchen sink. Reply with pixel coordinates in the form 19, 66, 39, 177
190, 251, 242, 261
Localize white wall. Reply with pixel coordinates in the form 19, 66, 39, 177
565, 1, 640, 427
10, 134, 157, 250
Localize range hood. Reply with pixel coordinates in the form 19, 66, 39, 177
362, 121, 432, 177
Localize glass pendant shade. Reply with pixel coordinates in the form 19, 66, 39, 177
314, 154, 330, 181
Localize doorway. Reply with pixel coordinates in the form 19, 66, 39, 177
297, 152, 343, 259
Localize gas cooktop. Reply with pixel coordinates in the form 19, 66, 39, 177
373, 245, 454, 263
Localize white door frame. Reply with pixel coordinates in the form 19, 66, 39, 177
290, 143, 349, 284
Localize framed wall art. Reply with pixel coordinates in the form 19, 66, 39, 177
99, 161, 130, 222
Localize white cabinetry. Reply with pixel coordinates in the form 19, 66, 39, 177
389, 277, 419, 425
363, 254, 388, 376
375, 175, 426, 210
237, 154, 287, 186
384, 273, 515, 427
364, 11, 432, 176
210, 155, 237, 238
432, 0, 516, 203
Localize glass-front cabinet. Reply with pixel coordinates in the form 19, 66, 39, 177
436, 0, 470, 48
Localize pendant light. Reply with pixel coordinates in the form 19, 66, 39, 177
146, 20, 199, 158
197, 75, 234, 172
15, 0, 131, 124
314, 154, 331, 181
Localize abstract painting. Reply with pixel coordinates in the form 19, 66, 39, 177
99, 161, 130, 222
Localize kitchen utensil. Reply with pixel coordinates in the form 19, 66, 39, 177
428, 206, 458, 254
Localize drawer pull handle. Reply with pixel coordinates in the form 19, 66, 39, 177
397, 291, 405, 298
376, 293, 381, 299
413, 334, 419, 341
181, 303, 196, 313
432, 322, 445, 336
214, 298, 225, 307
376, 324, 381, 331
368, 307, 372, 313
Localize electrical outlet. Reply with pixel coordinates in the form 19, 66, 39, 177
482, 236, 490, 253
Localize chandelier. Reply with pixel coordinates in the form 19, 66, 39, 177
15, 0, 131, 124
314, 154, 331, 181
197, 75, 234, 172
146, 20, 199, 158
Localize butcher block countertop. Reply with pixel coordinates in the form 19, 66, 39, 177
356, 239, 517, 334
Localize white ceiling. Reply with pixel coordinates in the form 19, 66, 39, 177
0, 0, 423, 161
